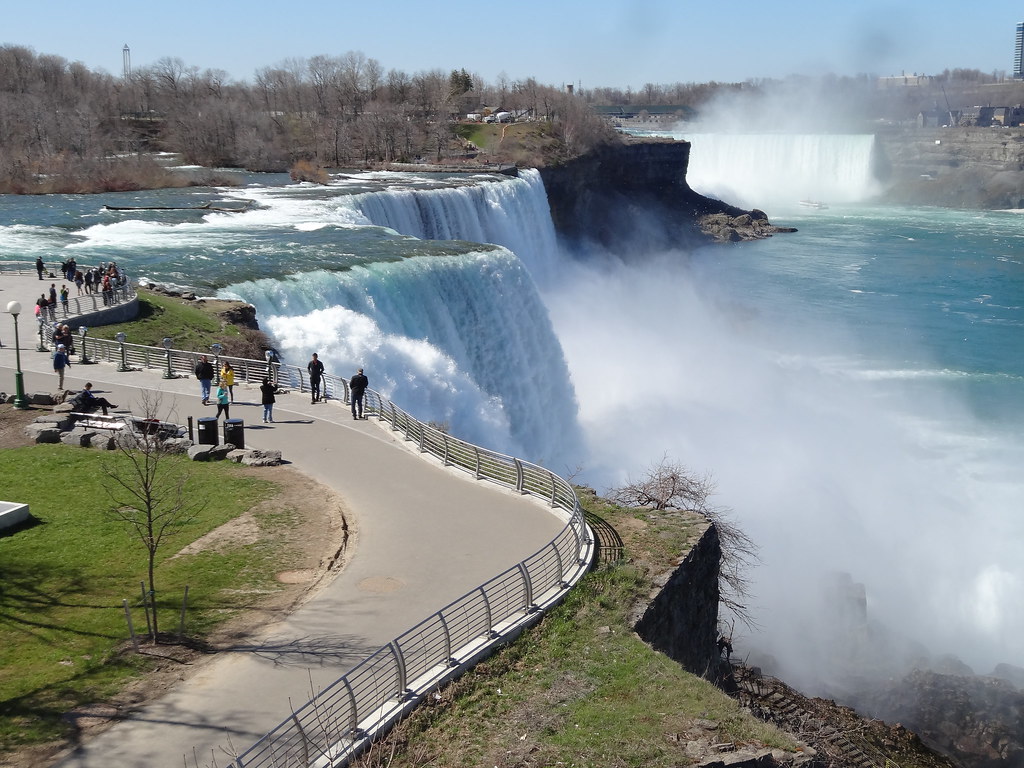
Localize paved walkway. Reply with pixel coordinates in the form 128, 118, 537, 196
0, 271, 567, 767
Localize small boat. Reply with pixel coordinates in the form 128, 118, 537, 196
103, 200, 255, 213
799, 200, 829, 210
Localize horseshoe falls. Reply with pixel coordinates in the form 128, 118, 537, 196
630, 130, 882, 211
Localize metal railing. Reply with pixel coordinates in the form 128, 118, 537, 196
69, 337, 351, 401
33, 285, 134, 324
232, 396, 593, 768
1, 261, 136, 323
61, 334, 593, 767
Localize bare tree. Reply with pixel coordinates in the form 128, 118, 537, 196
608, 455, 759, 627
104, 392, 202, 642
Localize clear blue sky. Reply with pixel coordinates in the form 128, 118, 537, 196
5, 0, 1022, 89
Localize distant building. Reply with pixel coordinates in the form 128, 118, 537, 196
1015, 21, 1024, 79
918, 107, 960, 128
877, 74, 931, 88
959, 106, 996, 126
591, 104, 697, 122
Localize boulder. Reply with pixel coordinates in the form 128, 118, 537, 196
207, 443, 236, 461
161, 438, 192, 454
29, 392, 57, 405
240, 449, 283, 467
33, 413, 74, 430
85, 432, 116, 450
187, 444, 213, 461
26, 424, 62, 443
61, 428, 94, 447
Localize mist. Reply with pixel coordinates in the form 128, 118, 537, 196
542, 247, 1024, 696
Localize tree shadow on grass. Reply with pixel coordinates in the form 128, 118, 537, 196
0, 560, 122, 643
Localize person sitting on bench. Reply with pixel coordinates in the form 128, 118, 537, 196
71, 382, 117, 416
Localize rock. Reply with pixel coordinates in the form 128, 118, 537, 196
240, 448, 282, 466
991, 663, 1024, 690
855, 668, 1024, 768
85, 433, 116, 450
161, 438, 192, 454
26, 424, 62, 443
219, 303, 260, 330
61, 428, 94, 447
33, 413, 74, 430
207, 443, 235, 460
227, 448, 283, 466
188, 445, 213, 461
30, 392, 57, 405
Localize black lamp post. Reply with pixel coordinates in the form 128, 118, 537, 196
6, 301, 29, 410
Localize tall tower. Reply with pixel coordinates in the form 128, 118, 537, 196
122, 44, 131, 80
1014, 23, 1024, 79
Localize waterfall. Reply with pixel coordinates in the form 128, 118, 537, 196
632, 131, 881, 211
229, 244, 581, 467
350, 169, 560, 284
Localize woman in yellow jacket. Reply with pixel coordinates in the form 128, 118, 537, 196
221, 361, 236, 403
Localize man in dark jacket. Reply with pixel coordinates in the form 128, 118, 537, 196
350, 368, 368, 419
307, 353, 325, 403
194, 355, 214, 405
71, 382, 116, 416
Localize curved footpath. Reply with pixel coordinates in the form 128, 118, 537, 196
0, 272, 568, 767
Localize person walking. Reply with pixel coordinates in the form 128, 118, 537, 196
215, 383, 230, 420
221, 361, 236, 403
350, 367, 368, 420
307, 352, 325, 404
260, 377, 280, 423
194, 355, 214, 405
53, 344, 70, 390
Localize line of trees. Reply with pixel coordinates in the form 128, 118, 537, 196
0, 45, 617, 193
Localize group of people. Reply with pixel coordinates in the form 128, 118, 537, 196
192, 353, 369, 424
193, 355, 238, 420
60, 346, 370, 427
190, 351, 368, 424
32, 260, 127, 320
50, 324, 77, 389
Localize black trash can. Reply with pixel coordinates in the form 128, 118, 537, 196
197, 417, 218, 446
223, 418, 245, 449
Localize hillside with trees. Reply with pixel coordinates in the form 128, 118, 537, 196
0, 45, 617, 193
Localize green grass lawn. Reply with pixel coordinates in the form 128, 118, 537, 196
0, 444, 287, 751
87, 290, 243, 349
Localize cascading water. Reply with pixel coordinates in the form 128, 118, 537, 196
349, 169, 560, 284
219, 169, 581, 467
232, 247, 581, 465
630, 130, 882, 211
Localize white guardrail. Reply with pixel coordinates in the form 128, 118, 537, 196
67, 334, 595, 767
